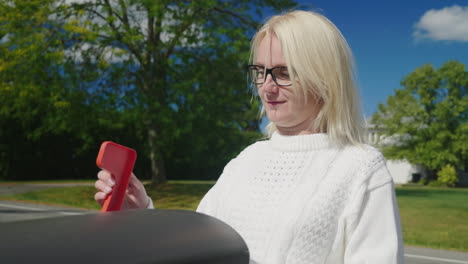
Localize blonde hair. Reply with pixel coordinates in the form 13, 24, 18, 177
250, 10, 367, 146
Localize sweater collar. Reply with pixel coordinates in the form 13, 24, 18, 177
270, 132, 332, 152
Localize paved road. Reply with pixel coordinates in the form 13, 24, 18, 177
0, 199, 96, 222
0, 182, 94, 196
1, 183, 467, 263
405, 246, 468, 263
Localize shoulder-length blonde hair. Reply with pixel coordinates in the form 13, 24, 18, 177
250, 10, 367, 146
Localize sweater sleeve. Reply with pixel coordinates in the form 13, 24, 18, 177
146, 196, 154, 209
343, 176, 404, 263
196, 156, 239, 216
196, 182, 219, 215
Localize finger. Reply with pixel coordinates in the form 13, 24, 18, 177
125, 193, 140, 208
97, 170, 115, 186
95, 180, 113, 194
94, 192, 107, 206
97, 170, 110, 181
128, 173, 138, 188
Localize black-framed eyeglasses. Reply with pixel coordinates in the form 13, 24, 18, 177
247, 65, 292, 87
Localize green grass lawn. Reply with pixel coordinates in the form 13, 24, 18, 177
0, 181, 214, 211
396, 186, 468, 252
1, 182, 467, 252
1, 186, 103, 210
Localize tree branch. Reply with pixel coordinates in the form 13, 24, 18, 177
212, 7, 258, 29
100, 0, 143, 64
164, 9, 199, 59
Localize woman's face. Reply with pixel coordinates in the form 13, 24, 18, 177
256, 34, 320, 134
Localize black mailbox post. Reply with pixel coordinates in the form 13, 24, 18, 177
0, 209, 249, 264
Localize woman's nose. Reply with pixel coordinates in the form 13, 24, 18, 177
262, 74, 278, 93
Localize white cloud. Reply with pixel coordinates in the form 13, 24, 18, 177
413, 5, 468, 42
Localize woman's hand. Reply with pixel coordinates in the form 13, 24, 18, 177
94, 170, 151, 209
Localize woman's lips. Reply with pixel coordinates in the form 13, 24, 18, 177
267, 101, 286, 106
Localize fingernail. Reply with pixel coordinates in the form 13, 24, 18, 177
108, 179, 115, 186
105, 186, 112, 193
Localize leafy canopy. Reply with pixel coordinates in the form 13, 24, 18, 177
372, 61, 468, 174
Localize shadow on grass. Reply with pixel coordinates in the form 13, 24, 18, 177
395, 189, 432, 197
146, 183, 214, 196
395, 187, 467, 197
145, 182, 214, 211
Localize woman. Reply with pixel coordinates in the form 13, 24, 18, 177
95, 10, 404, 263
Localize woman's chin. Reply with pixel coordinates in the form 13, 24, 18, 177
265, 115, 284, 125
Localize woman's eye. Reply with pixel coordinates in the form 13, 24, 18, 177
278, 71, 290, 79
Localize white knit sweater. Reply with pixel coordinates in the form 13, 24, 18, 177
196, 132, 404, 263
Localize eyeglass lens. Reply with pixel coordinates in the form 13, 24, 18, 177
248, 65, 292, 86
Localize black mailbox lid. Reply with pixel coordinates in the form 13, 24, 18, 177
0, 209, 249, 264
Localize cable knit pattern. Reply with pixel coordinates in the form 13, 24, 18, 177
197, 132, 402, 264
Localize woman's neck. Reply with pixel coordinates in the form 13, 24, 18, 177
275, 118, 319, 136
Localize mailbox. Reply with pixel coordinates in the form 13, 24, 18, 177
0, 209, 249, 264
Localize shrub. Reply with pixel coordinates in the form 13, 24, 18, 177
417, 177, 429, 185
428, 180, 445, 187
437, 164, 458, 187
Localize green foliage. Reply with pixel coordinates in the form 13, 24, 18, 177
437, 164, 458, 187
0, 0, 297, 181
428, 180, 447, 188
372, 61, 468, 179
0, 0, 144, 180
417, 177, 429, 185
57, 0, 297, 181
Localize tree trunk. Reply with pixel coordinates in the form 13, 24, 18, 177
136, 59, 168, 185
147, 125, 167, 185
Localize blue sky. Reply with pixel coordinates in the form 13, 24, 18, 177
262, 0, 468, 119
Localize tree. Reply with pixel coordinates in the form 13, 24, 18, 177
1, 0, 298, 182
62, 0, 297, 183
372, 61, 468, 181
0, 0, 75, 179
0, 0, 143, 179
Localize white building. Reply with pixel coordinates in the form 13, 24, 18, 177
367, 125, 426, 185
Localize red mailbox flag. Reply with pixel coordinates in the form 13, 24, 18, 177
96, 141, 137, 212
